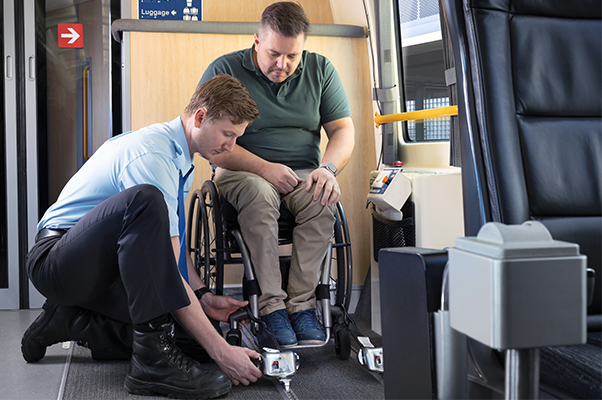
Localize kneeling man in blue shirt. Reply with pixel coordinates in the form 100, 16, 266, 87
22, 74, 263, 398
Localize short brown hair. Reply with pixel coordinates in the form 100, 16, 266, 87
259, 1, 310, 39
184, 74, 258, 125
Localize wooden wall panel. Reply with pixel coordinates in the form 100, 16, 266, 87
129, 33, 252, 185
129, 4, 374, 286
201, 0, 334, 23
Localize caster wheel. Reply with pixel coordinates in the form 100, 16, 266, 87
334, 327, 351, 360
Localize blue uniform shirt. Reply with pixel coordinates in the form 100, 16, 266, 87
38, 117, 194, 237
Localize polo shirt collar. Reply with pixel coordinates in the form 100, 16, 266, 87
169, 116, 194, 173
242, 45, 304, 83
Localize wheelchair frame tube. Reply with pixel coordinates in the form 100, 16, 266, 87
232, 229, 259, 319
320, 245, 334, 332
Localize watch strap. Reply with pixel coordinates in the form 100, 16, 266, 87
319, 162, 338, 176
194, 286, 211, 300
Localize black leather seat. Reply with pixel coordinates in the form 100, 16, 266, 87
440, 0, 601, 397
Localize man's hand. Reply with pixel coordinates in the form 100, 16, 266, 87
213, 344, 263, 386
305, 167, 341, 207
200, 293, 248, 322
259, 162, 303, 194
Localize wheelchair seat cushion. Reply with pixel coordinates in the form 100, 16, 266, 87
221, 198, 297, 242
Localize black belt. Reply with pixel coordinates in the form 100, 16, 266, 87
36, 228, 68, 242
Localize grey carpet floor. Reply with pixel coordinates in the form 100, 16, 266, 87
61, 333, 383, 400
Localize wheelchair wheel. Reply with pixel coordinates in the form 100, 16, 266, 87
332, 202, 353, 311
334, 325, 351, 360
188, 181, 225, 295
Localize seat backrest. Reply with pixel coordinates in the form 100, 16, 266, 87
442, 0, 602, 314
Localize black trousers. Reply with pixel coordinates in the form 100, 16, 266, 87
27, 185, 192, 358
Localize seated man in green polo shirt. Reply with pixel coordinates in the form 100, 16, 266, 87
197, 1, 355, 347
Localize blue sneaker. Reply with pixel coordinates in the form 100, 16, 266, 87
261, 309, 297, 348
290, 308, 326, 345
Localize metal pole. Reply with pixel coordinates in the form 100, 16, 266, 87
505, 348, 540, 400
373, 0, 402, 164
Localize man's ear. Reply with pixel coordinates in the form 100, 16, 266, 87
194, 107, 208, 127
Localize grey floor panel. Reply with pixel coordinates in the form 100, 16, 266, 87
0, 309, 71, 400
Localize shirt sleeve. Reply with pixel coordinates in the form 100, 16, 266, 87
319, 58, 352, 126
118, 152, 181, 237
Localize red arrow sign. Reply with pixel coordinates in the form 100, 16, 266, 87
58, 23, 83, 48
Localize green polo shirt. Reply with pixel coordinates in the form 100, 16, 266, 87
198, 46, 351, 170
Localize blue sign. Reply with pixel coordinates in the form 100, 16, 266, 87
139, 0, 202, 21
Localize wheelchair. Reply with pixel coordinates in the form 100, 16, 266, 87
187, 179, 354, 358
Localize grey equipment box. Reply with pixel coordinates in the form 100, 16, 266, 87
448, 221, 587, 350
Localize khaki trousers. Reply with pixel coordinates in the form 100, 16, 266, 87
214, 168, 335, 316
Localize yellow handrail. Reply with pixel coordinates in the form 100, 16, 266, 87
374, 105, 458, 128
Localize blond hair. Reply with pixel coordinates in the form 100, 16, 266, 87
184, 74, 258, 124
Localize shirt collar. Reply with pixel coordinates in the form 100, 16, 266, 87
242, 45, 304, 83
169, 116, 194, 173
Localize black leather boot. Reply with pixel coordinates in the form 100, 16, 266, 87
124, 322, 231, 399
21, 300, 92, 362
174, 318, 222, 363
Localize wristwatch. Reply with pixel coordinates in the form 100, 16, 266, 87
194, 286, 211, 300
319, 162, 338, 177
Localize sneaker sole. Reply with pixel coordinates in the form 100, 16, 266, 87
21, 301, 59, 363
124, 375, 231, 399
297, 339, 326, 345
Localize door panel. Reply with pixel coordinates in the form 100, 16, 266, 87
43, 0, 114, 205
0, 0, 118, 309
0, 0, 19, 309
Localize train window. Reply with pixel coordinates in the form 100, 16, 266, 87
397, 0, 449, 142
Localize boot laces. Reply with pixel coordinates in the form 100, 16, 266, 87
158, 325, 194, 372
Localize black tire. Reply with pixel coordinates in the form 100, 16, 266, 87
332, 202, 353, 310
334, 326, 351, 360
188, 181, 225, 295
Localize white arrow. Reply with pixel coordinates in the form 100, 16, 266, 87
61, 27, 80, 44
